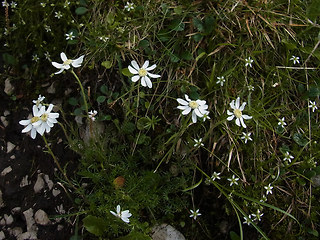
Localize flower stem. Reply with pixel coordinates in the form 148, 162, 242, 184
71, 69, 89, 116
42, 135, 76, 190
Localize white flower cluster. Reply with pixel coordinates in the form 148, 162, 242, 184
19, 95, 59, 139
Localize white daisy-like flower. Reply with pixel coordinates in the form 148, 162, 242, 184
309, 101, 318, 112
32, 95, 45, 109
44, 52, 51, 61
10, 1, 17, 8
177, 94, 208, 123
194, 138, 204, 147
32, 54, 39, 62
283, 151, 294, 163
88, 110, 98, 121
19, 105, 43, 139
35, 104, 59, 136
55, 11, 63, 19
227, 175, 239, 186
51, 52, 84, 74
227, 97, 252, 128
277, 117, 286, 128
264, 183, 273, 195
243, 215, 253, 225
44, 25, 51, 32
248, 85, 254, 91
128, 60, 161, 88
64, 1, 70, 8
290, 55, 300, 64
241, 132, 252, 144
98, 36, 109, 42
211, 172, 221, 181
2, 1, 9, 7
110, 205, 132, 223
189, 209, 201, 220
202, 111, 211, 122
65, 32, 75, 40
260, 195, 267, 203
40, 2, 46, 7
251, 209, 264, 222
216, 76, 225, 86
124, 2, 134, 11
245, 57, 253, 67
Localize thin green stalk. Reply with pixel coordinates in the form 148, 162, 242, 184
71, 69, 89, 115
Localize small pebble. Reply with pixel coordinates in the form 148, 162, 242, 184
1, 166, 12, 176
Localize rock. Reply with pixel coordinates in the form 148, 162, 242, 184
3, 110, 10, 116
11, 207, 21, 214
6, 142, 15, 153
17, 231, 37, 240
9, 227, 23, 237
0, 218, 5, 225
0, 190, 4, 208
34, 174, 45, 193
43, 175, 53, 190
34, 209, 50, 225
47, 82, 56, 94
151, 224, 186, 240
57, 224, 64, 231
20, 175, 30, 188
1, 166, 12, 176
4, 78, 14, 95
80, 121, 105, 144
0, 116, 8, 127
4, 214, 13, 225
311, 175, 320, 187
52, 188, 61, 197
23, 208, 37, 232
0, 231, 5, 240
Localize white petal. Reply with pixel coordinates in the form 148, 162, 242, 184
235, 118, 241, 126
55, 69, 64, 74
37, 124, 45, 135
116, 205, 121, 214
182, 107, 191, 115
192, 110, 197, 123
230, 100, 235, 109
121, 217, 130, 223
235, 97, 240, 109
240, 102, 246, 111
49, 112, 59, 119
147, 72, 161, 79
131, 75, 140, 82
144, 75, 152, 88
60, 52, 67, 62
52, 62, 63, 69
131, 60, 140, 70
177, 105, 189, 110
142, 60, 149, 69
185, 94, 191, 102
141, 76, 147, 87
72, 55, 84, 68
128, 65, 138, 74
240, 118, 247, 128
227, 115, 234, 121
177, 98, 188, 105
146, 64, 156, 71
110, 211, 117, 217
31, 128, 37, 139
22, 124, 32, 133
46, 104, 54, 113
19, 119, 31, 126
242, 114, 252, 119
194, 108, 204, 118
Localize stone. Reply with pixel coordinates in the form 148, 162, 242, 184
0, 231, 5, 240
43, 175, 54, 190
20, 175, 30, 188
17, 231, 37, 240
11, 207, 21, 214
34, 174, 45, 193
1, 166, 12, 176
4, 78, 14, 95
34, 209, 50, 225
4, 214, 13, 225
6, 142, 15, 153
52, 188, 61, 197
311, 175, 320, 187
0, 190, 4, 208
151, 224, 186, 240
0, 116, 8, 127
9, 227, 23, 237
23, 208, 36, 232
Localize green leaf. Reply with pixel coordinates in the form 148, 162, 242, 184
193, 17, 204, 32
314, 166, 320, 174
182, 178, 202, 192
97, 96, 107, 103
203, 15, 215, 34
308, 86, 320, 98
75, 7, 88, 15
116, 231, 152, 240
101, 60, 113, 69
293, 133, 308, 147
137, 117, 150, 130
307, 0, 320, 21
122, 68, 133, 77
174, 6, 183, 15
305, 170, 316, 179
308, 228, 319, 237
2, 53, 17, 65
169, 19, 185, 31
83, 215, 106, 236
68, 97, 78, 106
138, 40, 149, 49
230, 231, 241, 240
181, 51, 193, 61
100, 85, 108, 95
74, 108, 82, 116
101, 115, 112, 121
107, 12, 115, 25
296, 177, 306, 186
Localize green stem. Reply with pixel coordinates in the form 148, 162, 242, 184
42, 135, 76, 190
71, 69, 89, 115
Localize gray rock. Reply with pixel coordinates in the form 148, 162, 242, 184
151, 224, 185, 240
9, 227, 23, 237
17, 231, 37, 240
34, 209, 50, 225
4, 214, 13, 225
34, 174, 45, 193
23, 208, 37, 232
6, 142, 15, 153
1, 166, 12, 176
0, 231, 5, 240
20, 175, 30, 188
0, 116, 8, 127
0, 190, 4, 208
4, 78, 14, 95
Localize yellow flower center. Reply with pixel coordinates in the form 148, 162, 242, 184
189, 101, 199, 109
31, 116, 40, 123
138, 68, 147, 77
234, 109, 242, 118
63, 59, 73, 65
41, 113, 48, 121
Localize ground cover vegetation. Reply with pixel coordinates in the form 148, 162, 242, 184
1, 0, 320, 239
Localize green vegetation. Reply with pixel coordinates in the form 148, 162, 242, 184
2, 0, 320, 239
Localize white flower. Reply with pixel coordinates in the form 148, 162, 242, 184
264, 183, 273, 195
33, 95, 45, 108
51, 52, 84, 74
32, 54, 39, 62
290, 55, 300, 64
35, 104, 59, 136
10, 1, 17, 8
309, 101, 318, 112
202, 111, 211, 122
243, 215, 252, 225
194, 138, 204, 147
65, 32, 75, 40
277, 117, 286, 128
44, 52, 51, 61
177, 94, 208, 123
110, 205, 132, 223
88, 110, 98, 121
241, 132, 252, 144
55, 11, 63, 19
189, 209, 201, 220
40, 2, 46, 7
128, 60, 161, 88
124, 2, 134, 11
98, 36, 109, 42
44, 25, 51, 32
251, 209, 264, 222
64, 1, 70, 8
260, 195, 267, 202
216, 76, 225, 86
2, 1, 9, 7
283, 151, 294, 163
211, 172, 221, 181
245, 57, 253, 67
227, 175, 239, 186
248, 85, 254, 91
227, 97, 252, 128
19, 105, 43, 139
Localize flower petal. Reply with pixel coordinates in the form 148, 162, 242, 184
235, 97, 240, 109
230, 100, 235, 109
22, 124, 32, 133
227, 115, 234, 121
240, 102, 246, 111
240, 117, 247, 128
72, 55, 84, 68
235, 118, 241, 126
146, 64, 156, 71
177, 105, 189, 110
131, 75, 140, 82
128, 65, 138, 74
147, 72, 161, 79
131, 60, 140, 71
19, 119, 31, 126
177, 98, 188, 105
31, 128, 37, 139
144, 76, 152, 88
192, 110, 197, 123
141, 76, 147, 87
142, 60, 149, 69
52, 62, 63, 69
242, 114, 252, 120
182, 107, 191, 115
60, 52, 67, 62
